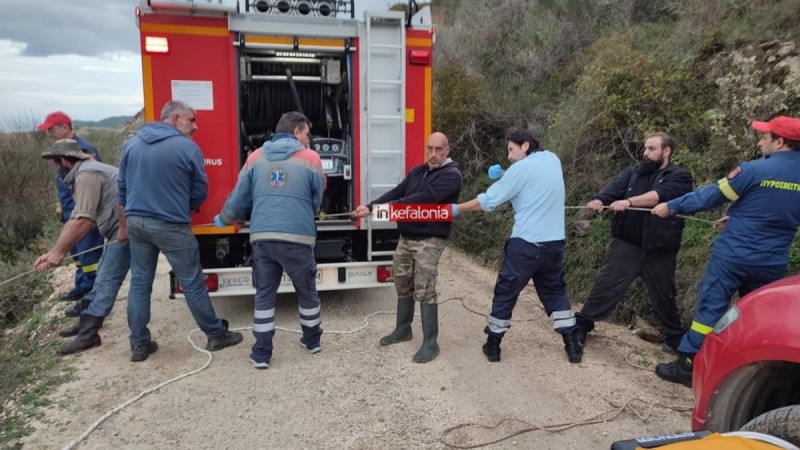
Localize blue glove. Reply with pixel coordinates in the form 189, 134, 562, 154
213, 214, 226, 227
488, 164, 504, 180
450, 204, 459, 218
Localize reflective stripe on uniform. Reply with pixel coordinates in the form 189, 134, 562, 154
550, 310, 576, 330
299, 317, 321, 327
82, 263, 99, 273
717, 178, 740, 201
254, 309, 274, 319
253, 322, 275, 333
487, 315, 511, 334
299, 305, 320, 316
691, 320, 714, 336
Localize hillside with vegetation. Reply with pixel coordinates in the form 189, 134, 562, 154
433, 0, 800, 324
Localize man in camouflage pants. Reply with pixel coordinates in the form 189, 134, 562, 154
352, 132, 462, 363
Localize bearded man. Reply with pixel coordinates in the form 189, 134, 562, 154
574, 132, 693, 354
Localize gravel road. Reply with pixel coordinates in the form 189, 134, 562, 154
23, 247, 694, 449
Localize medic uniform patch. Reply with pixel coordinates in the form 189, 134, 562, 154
727, 166, 741, 180
270, 167, 287, 187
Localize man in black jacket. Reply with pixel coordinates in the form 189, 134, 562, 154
575, 132, 693, 353
352, 132, 462, 363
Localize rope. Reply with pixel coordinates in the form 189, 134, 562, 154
438, 396, 693, 449
0, 205, 718, 289
0, 241, 114, 288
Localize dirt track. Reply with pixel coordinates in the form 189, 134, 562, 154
23, 247, 694, 449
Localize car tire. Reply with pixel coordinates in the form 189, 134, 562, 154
740, 404, 800, 446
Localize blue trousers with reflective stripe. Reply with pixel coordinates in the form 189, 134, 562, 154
250, 240, 322, 362
679, 254, 785, 354
71, 227, 104, 292
486, 238, 575, 337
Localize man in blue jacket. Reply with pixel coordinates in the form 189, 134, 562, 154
37, 111, 104, 316
118, 100, 242, 362
216, 111, 325, 370
652, 116, 800, 386
454, 129, 581, 364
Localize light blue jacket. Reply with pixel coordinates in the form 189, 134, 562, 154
220, 134, 325, 246
477, 150, 566, 243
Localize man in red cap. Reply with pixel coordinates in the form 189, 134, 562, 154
651, 115, 800, 387
36, 111, 105, 318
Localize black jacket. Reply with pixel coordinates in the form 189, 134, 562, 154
593, 162, 693, 252
370, 159, 462, 239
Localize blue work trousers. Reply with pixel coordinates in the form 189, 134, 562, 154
250, 240, 322, 363
125, 216, 226, 348
679, 254, 785, 354
83, 238, 130, 318
486, 238, 576, 337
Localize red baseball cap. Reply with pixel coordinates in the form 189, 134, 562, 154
751, 116, 800, 141
36, 111, 72, 131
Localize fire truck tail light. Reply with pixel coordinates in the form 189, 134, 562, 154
176, 273, 218, 293
377, 265, 393, 283
408, 49, 431, 66
145, 36, 169, 53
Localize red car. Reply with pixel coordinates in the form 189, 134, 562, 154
691, 274, 800, 442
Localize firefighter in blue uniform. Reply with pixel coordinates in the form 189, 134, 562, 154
37, 112, 104, 317
651, 116, 800, 386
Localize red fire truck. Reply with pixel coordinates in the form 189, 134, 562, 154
135, 0, 435, 296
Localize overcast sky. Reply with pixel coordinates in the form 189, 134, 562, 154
0, 0, 393, 129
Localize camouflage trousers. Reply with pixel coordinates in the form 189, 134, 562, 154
392, 236, 446, 304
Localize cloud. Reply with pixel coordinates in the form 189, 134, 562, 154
0, 0, 139, 57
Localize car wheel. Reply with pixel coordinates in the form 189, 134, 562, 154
740, 404, 800, 446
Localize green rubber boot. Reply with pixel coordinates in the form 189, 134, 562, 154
379, 297, 415, 346
413, 303, 439, 363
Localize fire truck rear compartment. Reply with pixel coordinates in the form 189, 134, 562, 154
239, 47, 352, 217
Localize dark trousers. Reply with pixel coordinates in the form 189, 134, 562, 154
578, 238, 684, 348
486, 238, 575, 337
250, 240, 322, 362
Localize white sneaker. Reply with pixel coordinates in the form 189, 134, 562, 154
249, 357, 269, 369
299, 340, 321, 354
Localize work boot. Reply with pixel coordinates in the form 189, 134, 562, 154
483, 334, 502, 362
57, 315, 104, 356
206, 319, 243, 351
379, 297, 415, 346
130, 341, 159, 362
413, 303, 439, 363
562, 330, 583, 363
655, 353, 694, 387
575, 314, 595, 348
58, 319, 80, 338
60, 286, 88, 302
64, 298, 91, 318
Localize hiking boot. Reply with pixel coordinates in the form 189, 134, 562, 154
379, 297, 414, 346
57, 315, 104, 356
412, 303, 439, 363
249, 357, 270, 370
562, 330, 583, 363
483, 334, 502, 362
655, 353, 694, 387
206, 330, 243, 351
60, 286, 88, 302
575, 314, 595, 348
58, 319, 80, 338
64, 298, 91, 318
661, 343, 678, 355
130, 341, 159, 362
